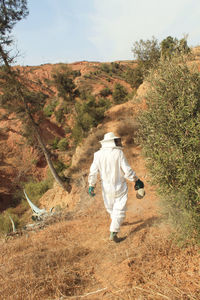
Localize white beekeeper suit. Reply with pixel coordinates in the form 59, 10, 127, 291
88, 132, 138, 234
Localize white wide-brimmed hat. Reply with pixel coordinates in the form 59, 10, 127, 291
100, 132, 120, 143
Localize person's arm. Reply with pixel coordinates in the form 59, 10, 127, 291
120, 151, 138, 182
88, 153, 99, 195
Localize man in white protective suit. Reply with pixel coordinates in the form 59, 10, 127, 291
88, 132, 144, 243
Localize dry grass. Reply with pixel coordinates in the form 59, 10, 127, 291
0, 204, 200, 300
116, 120, 139, 146
116, 119, 139, 137
0, 221, 94, 300
67, 128, 104, 177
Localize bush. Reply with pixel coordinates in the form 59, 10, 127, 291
112, 83, 128, 104
71, 123, 83, 146
57, 138, 69, 151
72, 95, 109, 145
138, 55, 200, 241
50, 137, 60, 150
55, 108, 65, 124
24, 178, 53, 202
43, 99, 58, 117
101, 63, 110, 73
64, 125, 72, 134
0, 212, 20, 234
123, 66, 143, 89
52, 65, 76, 100
99, 87, 112, 97
53, 160, 67, 174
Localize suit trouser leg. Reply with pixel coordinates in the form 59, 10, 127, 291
104, 192, 127, 233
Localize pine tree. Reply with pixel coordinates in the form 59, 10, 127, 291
0, 0, 70, 191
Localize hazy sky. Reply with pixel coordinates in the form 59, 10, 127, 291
12, 0, 200, 66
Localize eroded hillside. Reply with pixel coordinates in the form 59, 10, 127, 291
0, 60, 136, 212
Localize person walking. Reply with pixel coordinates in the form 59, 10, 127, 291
88, 132, 144, 243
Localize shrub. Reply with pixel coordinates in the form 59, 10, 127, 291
72, 95, 109, 145
50, 137, 60, 150
99, 87, 112, 97
64, 125, 72, 134
112, 83, 128, 104
138, 55, 200, 241
101, 63, 110, 73
53, 160, 67, 174
55, 108, 65, 124
52, 65, 77, 100
71, 123, 83, 146
161, 36, 190, 59
24, 178, 53, 202
0, 212, 20, 234
123, 66, 143, 89
43, 99, 58, 117
57, 138, 69, 151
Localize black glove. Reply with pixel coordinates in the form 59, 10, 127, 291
134, 179, 144, 190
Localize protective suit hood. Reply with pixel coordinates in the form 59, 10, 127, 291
100, 132, 122, 148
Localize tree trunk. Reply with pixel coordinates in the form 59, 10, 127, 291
24, 103, 71, 192
37, 131, 70, 191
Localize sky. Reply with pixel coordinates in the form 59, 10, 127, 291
12, 0, 200, 66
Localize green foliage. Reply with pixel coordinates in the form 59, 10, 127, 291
22, 119, 38, 147
99, 87, 112, 97
71, 123, 83, 145
131, 36, 191, 79
24, 177, 53, 202
161, 36, 190, 59
132, 36, 160, 74
138, 55, 200, 240
0, 69, 48, 117
0, 212, 20, 234
44, 78, 52, 87
53, 160, 68, 174
0, 0, 29, 65
72, 70, 81, 77
52, 65, 77, 101
50, 137, 60, 150
98, 97, 111, 110
100, 62, 122, 75
123, 66, 143, 89
112, 83, 128, 104
55, 108, 65, 124
64, 125, 72, 134
57, 138, 69, 151
100, 63, 110, 73
72, 95, 109, 145
43, 99, 58, 117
